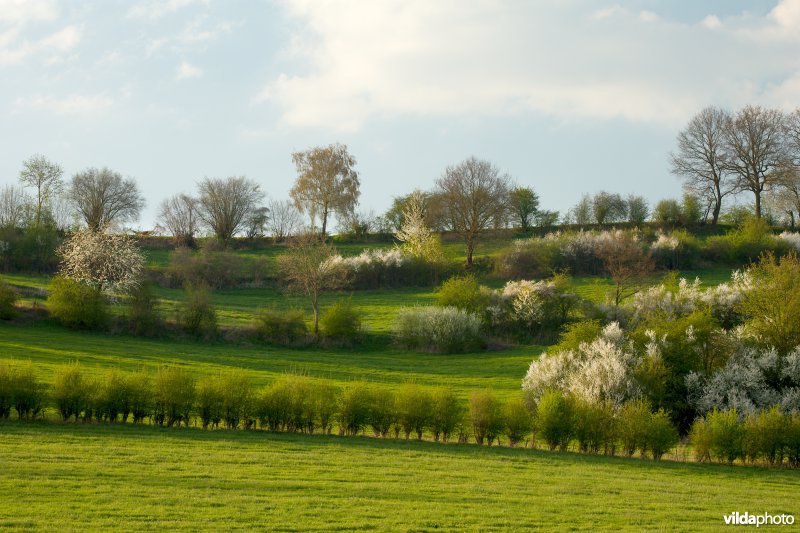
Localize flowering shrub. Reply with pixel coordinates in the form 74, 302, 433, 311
392, 306, 484, 353
778, 231, 800, 251
324, 248, 446, 289
522, 323, 642, 407
58, 229, 144, 295
486, 276, 577, 340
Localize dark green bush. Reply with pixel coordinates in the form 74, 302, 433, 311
127, 282, 162, 336
0, 365, 11, 418
0, 279, 18, 320
47, 276, 108, 330
196, 377, 224, 429
618, 398, 652, 457
127, 370, 152, 424
10, 363, 44, 420
319, 300, 363, 345
255, 307, 308, 344
536, 389, 575, 451
179, 284, 217, 339
152, 366, 195, 427
337, 382, 372, 436
93, 369, 130, 422
646, 409, 679, 460
574, 399, 616, 454
469, 389, 504, 446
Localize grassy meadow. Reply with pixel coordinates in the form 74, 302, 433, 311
1, 422, 797, 531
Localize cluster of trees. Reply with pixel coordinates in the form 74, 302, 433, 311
671, 105, 800, 223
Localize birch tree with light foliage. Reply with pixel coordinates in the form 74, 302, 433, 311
394, 190, 443, 263
58, 229, 144, 295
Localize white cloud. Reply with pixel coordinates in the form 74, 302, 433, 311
127, 0, 200, 21
15, 93, 113, 114
175, 60, 202, 80
146, 16, 235, 55
0, 0, 57, 24
0, 24, 81, 66
701, 15, 722, 30
258, 1, 800, 132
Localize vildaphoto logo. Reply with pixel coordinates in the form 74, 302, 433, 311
723, 512, 795, 527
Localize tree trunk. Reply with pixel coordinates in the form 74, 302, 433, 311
312, 296, 319, 336
465, 235, 475, 268
754, 191, 762, 219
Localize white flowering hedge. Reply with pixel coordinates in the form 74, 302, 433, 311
324, 248, 448, 289
485, 277, 577, 339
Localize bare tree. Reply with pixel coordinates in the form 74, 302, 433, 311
277, 232, 347, 335
290, 143, 360, 238
772, 108, 800, 227
0, 185, 31, 228
435, 156, 511, 267
196, 176, 264, 243
244, 206, 269, 239
596, 232, 654, 308
722, 105, 788, 219
69, 168, 145, 231
19, 154, 63, 226
266, 198, 302, 242
566, 195, 593, 225
670, 107, 734, 225
159, 194, 200, 247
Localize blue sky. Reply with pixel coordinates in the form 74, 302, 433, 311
1, 0, 798, 229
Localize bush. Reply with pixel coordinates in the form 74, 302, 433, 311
429, 388, 463, 443
47, 276, 108, 329
574, 399, 616, 454
152, 366, 195, 427
689, 416, 712, 462
742, 406, 786, 465
219, 370, 255, 430
367, 386, 396, 438
646, 409, 679, 460
319, 300, 363, 345
314, 380, 340, 435
337, 382, 372, 436
93, 369, 130, 422
127, 370, 152, 424
179, 284, 217, 339
0, 365, 11, 418
258, 380, 292, 432
435, 275, 487, 313
503, 398, 532, 447
127, 282, 161, 336
469, 390, 504, 446
0, 279, 18, 320
393, 306, 484, 353
707, 408, 744, 464
255, 308, 308, 344
786, 413, 800, 468
5, 363, 44, 420
52, 362, 92, 422
618, 398, 651, 457
164, 247, 250, 289
395, 383, 432, 440
196, 376, 224, 429
536, 389, 575, 451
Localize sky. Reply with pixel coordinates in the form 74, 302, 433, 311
1, 0, 799, 230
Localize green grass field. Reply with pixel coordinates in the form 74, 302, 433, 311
1, 422, 796, 531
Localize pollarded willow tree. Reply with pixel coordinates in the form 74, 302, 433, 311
435, 156, 511, 267
18, 154, 63, 227
69, 168, 145, 231
58, 229, 144, 295
196, 176, 264, 243
290, 143, 360, 238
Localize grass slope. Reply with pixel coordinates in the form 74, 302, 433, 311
0, 422, 796, 531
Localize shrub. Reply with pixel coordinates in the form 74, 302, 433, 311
218, 370, 255, 430
786, 413, 800, 468
282, 375, 316, 433
0, 365, 11, 418
742, 406, 786, 465
504, 397, 532, 447
164, 247, 249, 289
429, 388, 463, 443
536, 389, 575, 451
52, 362, 92, 422
319, 300, 363, 345
9, 363, 44, 420
469, 389, 505, 446
435, 275, 487, 313
127, 282, 161, 336
314, 380, 340, 435
395, 383, 432, 440
196, 377, 224, 429
126, 370, 152, 424
337, 382, 372, 436
689, 416, 712, 462
93, 369, 130, 422
646, 409, 679, 460
255, 307, 308, 344
179, 284, 217, 339
618, 398, 652, 457
259, 380, 292, 432
574, 399, 616, 454
707, 408, 744, 464
367, 386, 396, 438
393, 306, 484, 353
152, 366, 195, 427
0, 279, 18, 320
47, 276, 108, 329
